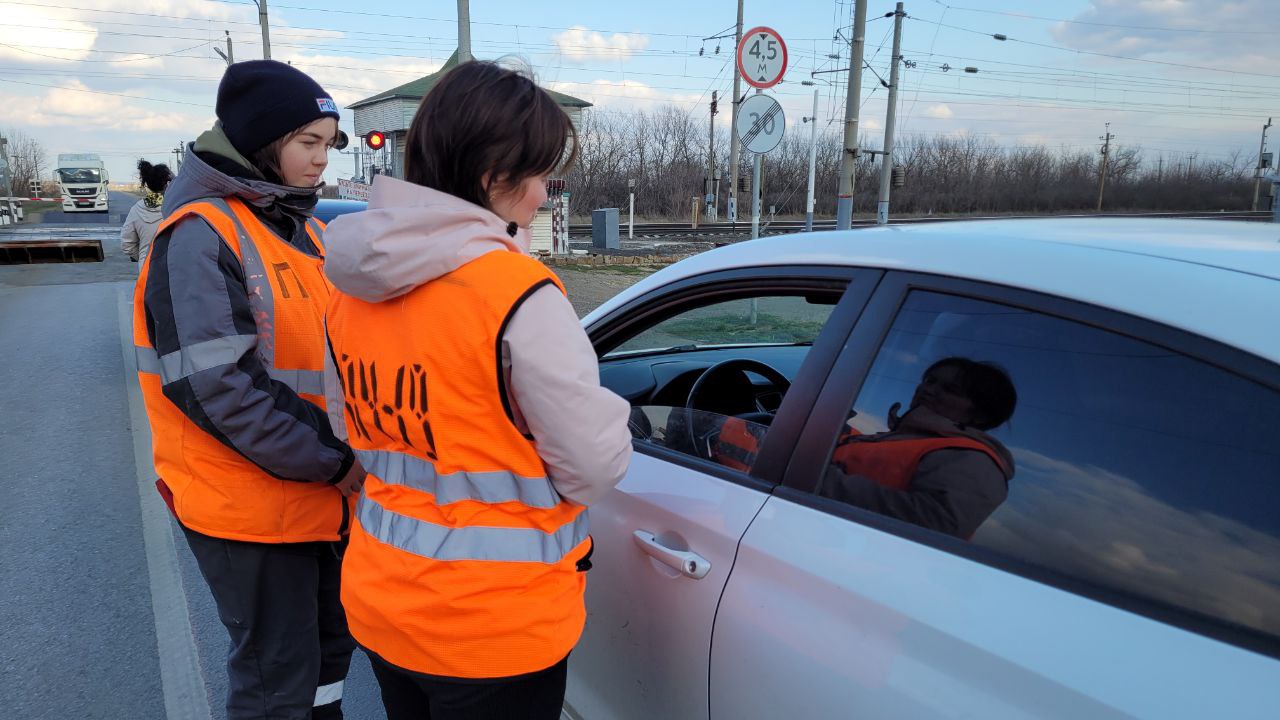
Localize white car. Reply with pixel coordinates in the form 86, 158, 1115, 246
564, 218, 1280, 720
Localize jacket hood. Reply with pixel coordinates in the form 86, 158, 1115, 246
887, 403, 1016, 479
134, 201, 163, 224
163, 122, 319, 218
323, 175, 532, 302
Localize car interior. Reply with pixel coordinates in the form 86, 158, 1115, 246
595, 289, 843, 468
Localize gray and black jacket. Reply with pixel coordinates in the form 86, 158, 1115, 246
141, 126, 354, 487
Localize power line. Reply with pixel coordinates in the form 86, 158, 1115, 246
0, 39, 215, 62
926, 0, 1271, 36
898, 46, 1280, 92
905, 14, 1280, 80
0, 76, 208, 105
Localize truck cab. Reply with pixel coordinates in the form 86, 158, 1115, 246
56, 154, 109, 213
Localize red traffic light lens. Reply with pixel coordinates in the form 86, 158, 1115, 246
364, 131, 385, 150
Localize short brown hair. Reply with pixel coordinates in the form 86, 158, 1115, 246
403, 60, 578, 209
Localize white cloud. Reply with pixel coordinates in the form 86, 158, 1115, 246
922, 103, 953, 120
1051, 0, 1273, 65
552, 26, 650, 63
0, 81, 208, 133
0, 7, 98, 62
278, 52, 443, 107
546, 78, 702, 110
979, 448, 1280, 635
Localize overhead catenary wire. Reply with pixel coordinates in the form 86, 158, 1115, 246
925, 0, 1272, 36
905, 14, 1280, 80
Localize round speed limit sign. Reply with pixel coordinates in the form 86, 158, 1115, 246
735, 93, 785, 154
737, 26, 788, 89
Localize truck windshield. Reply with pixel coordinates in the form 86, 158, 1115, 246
57, 168, 102, 184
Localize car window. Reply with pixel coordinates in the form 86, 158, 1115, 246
602, 293, 838, 474
606, 296, 830, 358
812, 290, 1280, 642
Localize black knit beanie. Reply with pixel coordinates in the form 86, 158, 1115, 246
216, 60, 342, 156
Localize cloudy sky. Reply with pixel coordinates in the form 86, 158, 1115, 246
1, 0, 1276, 186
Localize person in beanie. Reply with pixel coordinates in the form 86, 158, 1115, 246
133, 60, 364, 720
120, 159, 172, 266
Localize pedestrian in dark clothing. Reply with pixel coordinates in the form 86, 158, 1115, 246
133, 59, 362, 720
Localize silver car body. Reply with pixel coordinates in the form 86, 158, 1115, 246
565, 219, 1280, 720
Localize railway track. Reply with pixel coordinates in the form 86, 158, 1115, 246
567, 210, 1271, 238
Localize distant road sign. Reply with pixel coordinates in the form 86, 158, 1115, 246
737, 26, 788, 89
736, 94, 785, 154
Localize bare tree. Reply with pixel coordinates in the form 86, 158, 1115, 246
2, 128, 47, 197
562, 109, 1256, 219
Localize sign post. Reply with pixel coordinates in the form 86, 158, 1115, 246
736, 93, 786, 240
735, 26, 788, 240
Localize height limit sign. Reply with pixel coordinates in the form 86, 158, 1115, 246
737, 26, 788, 88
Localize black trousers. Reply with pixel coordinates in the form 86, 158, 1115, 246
182, 526, 356, 720
367, 652, 568, 720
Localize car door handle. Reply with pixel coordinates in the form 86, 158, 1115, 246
633, 530, 711, 579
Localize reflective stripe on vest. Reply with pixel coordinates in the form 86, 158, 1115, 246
330, 248, 586, 679
133, 343, 325, 397
357, 493, 588, 563
355, 448, 562, 509
133, 196, 346, 544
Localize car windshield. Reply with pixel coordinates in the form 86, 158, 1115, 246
57, 168, 101, 184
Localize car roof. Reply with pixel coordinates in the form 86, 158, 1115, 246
584, 218, 1280, 364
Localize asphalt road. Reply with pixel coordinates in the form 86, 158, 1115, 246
39, 190, 138, 225
0, 229, 387, 720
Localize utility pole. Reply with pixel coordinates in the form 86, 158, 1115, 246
257, 0, 271, 60
804, 86, 819, 231
727, 0, 744, 226
1253, 117, 1272, 211
706, 91, 718, 222
1096, 122, 1112, 212
875, 3, 904, 225
836, 0, 868, 230
457, 0, 472, 62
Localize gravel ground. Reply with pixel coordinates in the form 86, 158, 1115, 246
550, 264, 660, 317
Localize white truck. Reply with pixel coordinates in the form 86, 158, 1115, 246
56, 153, 109, 212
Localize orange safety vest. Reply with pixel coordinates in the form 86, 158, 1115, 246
327, 248, 592, 680
713, 416, 766, 472
133, 196, 353, 543
831, 429, 1007, 491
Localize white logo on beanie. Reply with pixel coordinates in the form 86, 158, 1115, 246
316, 98, 338, 114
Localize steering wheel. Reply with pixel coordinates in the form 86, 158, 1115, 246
683, 359, 792, 459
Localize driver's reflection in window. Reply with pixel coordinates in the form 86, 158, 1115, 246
819, 357, 1018, 539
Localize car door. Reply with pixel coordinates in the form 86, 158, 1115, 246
563, 267, 877, 720
710, 272, 1280, 719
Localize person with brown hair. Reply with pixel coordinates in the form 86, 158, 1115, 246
134, 60, 363, 719
323, 60, 632, 719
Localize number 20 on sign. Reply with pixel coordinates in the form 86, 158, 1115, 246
737, 26, 788, 89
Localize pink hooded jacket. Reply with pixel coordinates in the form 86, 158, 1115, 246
322, 176, 632, 505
